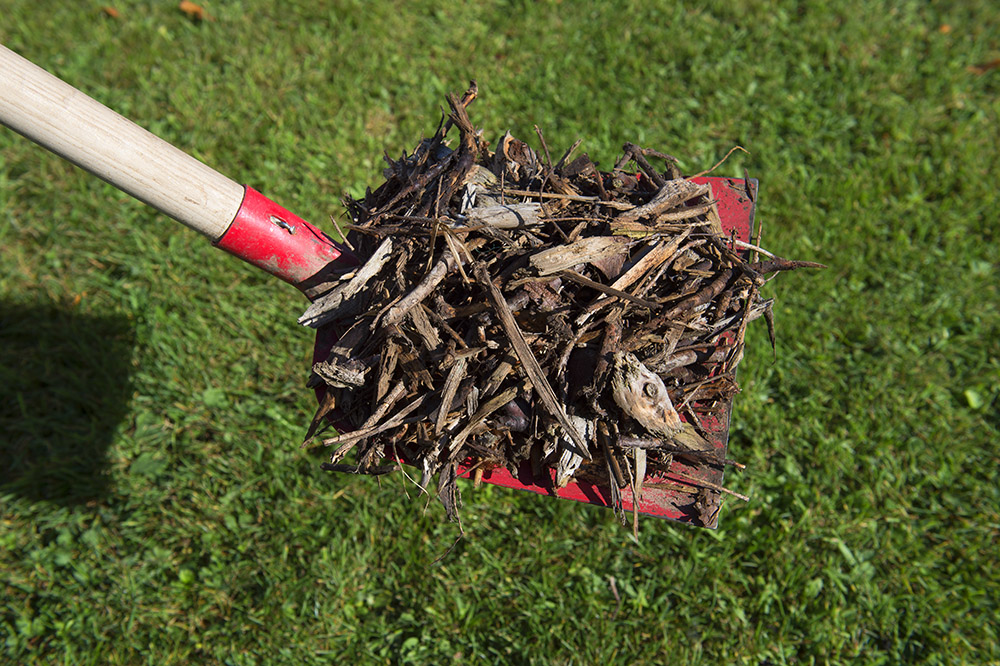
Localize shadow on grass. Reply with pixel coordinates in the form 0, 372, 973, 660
0, 301, 134, 505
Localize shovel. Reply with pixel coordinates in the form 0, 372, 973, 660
1, 44, 756, 526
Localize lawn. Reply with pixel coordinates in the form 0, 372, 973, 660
1, 1, 998, 664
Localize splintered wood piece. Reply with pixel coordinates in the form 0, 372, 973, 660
435, 357, 468, 435
704, 197, 724, 236
672, 470, 749, 502
609, 220, 672, 239
666, 268, 734, 318
749, 257, 828, 274
312, 359, 367, 389
633, 447, 647, 504
382, 255, 452, 328
654, 346, 729, 374
631, 447, 647, 539
437, 462, 460, 521
555, 440, 586, 488
397, 348, 435, 390
449, 385, 519, 450
302, 390, 337, 445
381, 238, 486, 327
299, 237, 393, 328
374, 337, 400, 405
611, 352, 684, 439
363, 381, 407, 430
498, 187, 633, 209
608, 228, 691, 295
604, 431, 627, 526
321, 392, 432, 448
613, 179, 708, 225
465, 202, 542, 228
474, 262, 592, 460
558, 270, 660, 310
529, 235, 628, 276
654, 200, 718, 222
407, 302, 442, 351
482, 353, 517, 397
312, 322, 372, 388
624, 142, 667, 188
464, 383, 480, 419
624, 268, 735, 350
597, 421, 627, 489
421, 302, 467, 348
442, 228, 472, 284
578, 230, 690, 325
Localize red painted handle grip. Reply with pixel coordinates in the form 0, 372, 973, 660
215, 187, 358, 297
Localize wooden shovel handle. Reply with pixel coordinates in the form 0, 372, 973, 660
0, 43, 243, 241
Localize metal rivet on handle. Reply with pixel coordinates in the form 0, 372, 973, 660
269, 215, 296, 234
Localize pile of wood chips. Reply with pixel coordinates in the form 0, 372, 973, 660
298, 84, 821, 529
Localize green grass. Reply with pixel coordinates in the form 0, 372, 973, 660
2, 0, 998, 663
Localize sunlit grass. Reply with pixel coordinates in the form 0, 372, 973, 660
2, 1, 998, 663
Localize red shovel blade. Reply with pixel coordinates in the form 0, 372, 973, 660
306, 176, 757, 528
